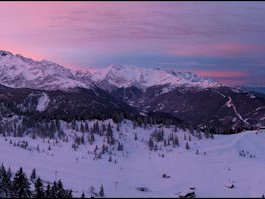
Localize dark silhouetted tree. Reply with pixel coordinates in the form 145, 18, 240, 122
12, 167, 32, 198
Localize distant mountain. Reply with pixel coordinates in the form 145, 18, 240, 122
0, 50, 220, 91
109, 85, 265, 131
90, 64, 220, 91
241, 86, 265, 95
0, 50, 264, 132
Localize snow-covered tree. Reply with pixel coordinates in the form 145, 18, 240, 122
31, 168, 37, 182
99, 184, 104, 197
34, 177, 44, 198
185, 142, 190, 150
11, 167, 32, 198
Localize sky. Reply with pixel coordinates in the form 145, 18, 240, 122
0, 1, 265, 86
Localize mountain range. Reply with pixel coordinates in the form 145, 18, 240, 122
0, 50, 219, 91
0, 50, 264, 132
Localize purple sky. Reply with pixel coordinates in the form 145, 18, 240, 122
1, 2, 265, 85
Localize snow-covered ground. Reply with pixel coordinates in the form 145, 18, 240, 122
36, 92, 50, 112
0, 119, 265, 197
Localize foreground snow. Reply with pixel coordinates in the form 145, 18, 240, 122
0, 120, 264, 197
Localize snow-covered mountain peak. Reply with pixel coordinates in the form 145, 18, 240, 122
0, 50, 13, 57
41, 59, 59, 65
0, 51, 221, 91
91, 64, 221, 89
0, 51, 91, 90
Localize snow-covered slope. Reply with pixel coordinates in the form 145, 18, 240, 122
0, 119, 265, 197
36, 92, 50, 112
0, 50, 91, 90
91, 64, 220, 90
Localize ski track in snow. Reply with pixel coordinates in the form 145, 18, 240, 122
0, 120, 265, 197
225, 96, 248, 125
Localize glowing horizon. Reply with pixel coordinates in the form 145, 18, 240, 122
1, 2, 265, 86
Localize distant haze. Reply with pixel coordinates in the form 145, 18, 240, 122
1, 2, 265, 86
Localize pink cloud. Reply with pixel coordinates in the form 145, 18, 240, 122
170, 43, 264, 57
195, 70, 250, 85
0, 2, 264, 86
217, 79, 247, 85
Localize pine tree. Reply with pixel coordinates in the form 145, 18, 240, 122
185, 142, 190, 150
117, 142, 123, 151
99, 184, 104, 197
51, 181, 58, 198
7, 167, 12, 181
34, 177, 44, 198
91, 134, 95, 143
81, 135, 85, 145
107, 123, 112, 137
85, 123, 89, 132
148, 138, 154, 151
0, 164, 12, 198
80, 123, 85, 133
50, 179, 73, 198
108, 155, 112, 162
71, 120, 76, 130
198, 131, 202, 140
154, 144, 158, 151
11, 167, 32, 198
134, 133, 138, 141
0, 164, 6, 177
164, 140, 167, 147
57, 179, 64, 198
116, 124, 120, 132
31, 168, 37, 182
167, 137, 170, 145
210, 131, 214, 139
67, 190, 73, 198
174, 136, 179, 147
45, 184, 51, 198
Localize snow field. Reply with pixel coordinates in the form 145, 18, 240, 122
0, 120, 265, 197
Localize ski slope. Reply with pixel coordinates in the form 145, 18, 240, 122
0, 120, 265, 197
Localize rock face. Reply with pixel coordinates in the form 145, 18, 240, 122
0, 50, 264, 131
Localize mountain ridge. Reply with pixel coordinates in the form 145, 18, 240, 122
0, 50, 221, 91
